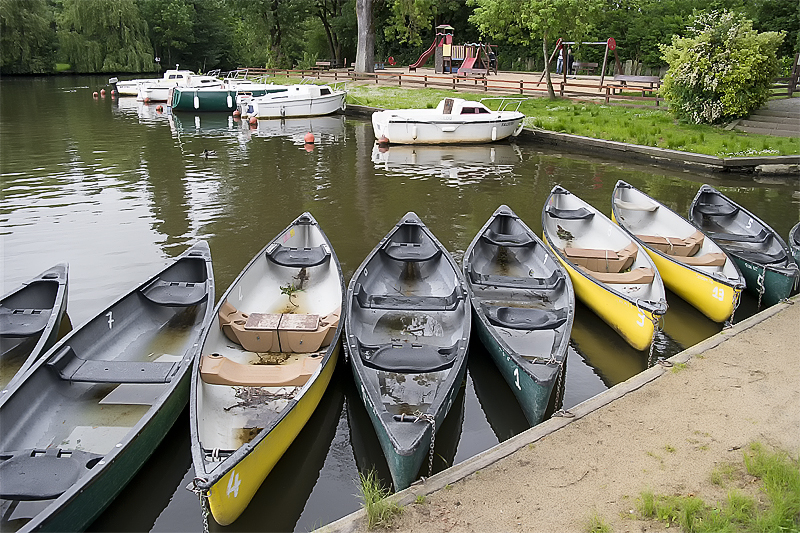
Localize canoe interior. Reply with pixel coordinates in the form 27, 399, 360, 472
613, 183, 742, 284
196, 217, 342, 468
466, 207, 573, 370
0, 249, 212, 531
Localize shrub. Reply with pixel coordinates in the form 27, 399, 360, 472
660, 10, 784, 124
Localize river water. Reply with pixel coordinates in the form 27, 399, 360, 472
1, 76, 797, 532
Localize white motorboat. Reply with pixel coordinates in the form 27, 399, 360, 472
237, 83, 346, 119
137, 73, 222, 102
371, 97, 525, 145
112, 68, 195, 97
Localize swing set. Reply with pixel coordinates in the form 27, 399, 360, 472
539, 37, 622, 86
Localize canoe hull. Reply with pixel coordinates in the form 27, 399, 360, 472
733, 256, 797, 307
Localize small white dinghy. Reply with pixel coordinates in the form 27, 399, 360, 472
372, 97, 525, 145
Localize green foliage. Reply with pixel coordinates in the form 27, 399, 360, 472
357, 470, 402, 529
660, 10, 784, 124
57, 0, 156, 73
0, 0, 58, 74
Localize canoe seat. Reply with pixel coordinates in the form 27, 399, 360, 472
579, 266, 655, 284
563, 242, 638, 273
360, 342, 458, 373
382, 240, 441, 262
47, 345, 181, 383
545, 206, 595, 220
199, 353, 322, 387
480, 228, 534, 247
636, 230, 704, 257
0, 448, 104, 501
266, 243, 331, 268
466, 266, 565, 291
671, 252, 727, 267
707, 229, 769, 244
485, 306, 567, 330
218, 300, 339, 353
694, 202, 738, 217
614, 199, 659, 212
140, 279, 208, 306
728, 248, 788, 265
0, 308, 49, 337
354, 283, 461, 311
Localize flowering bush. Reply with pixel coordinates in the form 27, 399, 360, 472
660, 11, 784, 124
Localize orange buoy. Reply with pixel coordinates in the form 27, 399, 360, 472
248, 116, 257, 125
156, 105, 164, 113
143, 97, 151, 104
232, 109, 241, 118
304, 143, 315, 153
378, 135, 390, 146
100, 89, 106, 96
92, 91, 98, 98
304, 132, 315, 144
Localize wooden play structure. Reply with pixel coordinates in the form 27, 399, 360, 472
409, 25, 498, 77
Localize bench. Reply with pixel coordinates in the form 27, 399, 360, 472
636, 230, 704, 257
0, 307, 49, 337
572, 61, 599, 75
200, 352, 322, 387
359, 341, 458, 373
466, 265, 565, 292
578, 266, 655, 284
485, 306, 567, 331
354, 283, 461, 312
47, 346, 181, 383
314, 61, 332, 70
563, 242, 639, 273
610, 75, 662, 96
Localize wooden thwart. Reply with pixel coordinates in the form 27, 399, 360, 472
200, 353, 322, 387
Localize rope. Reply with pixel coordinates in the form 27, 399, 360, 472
756, 266, 766, 310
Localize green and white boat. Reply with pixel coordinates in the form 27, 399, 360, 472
463, 205, 574, 426
689, 184, 799, 308
169, 81, 288, 112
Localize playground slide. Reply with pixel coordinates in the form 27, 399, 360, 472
409, 39, 437, 71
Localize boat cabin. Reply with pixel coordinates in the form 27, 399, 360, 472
436, 98, 493, 115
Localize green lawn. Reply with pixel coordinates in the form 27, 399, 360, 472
268, 75, 799, 157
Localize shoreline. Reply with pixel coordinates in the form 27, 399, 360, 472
319, 295, 800, 532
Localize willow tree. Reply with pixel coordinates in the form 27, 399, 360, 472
57, 0, 155, 73
0, 0, 57, 74
469, 0, 599, 98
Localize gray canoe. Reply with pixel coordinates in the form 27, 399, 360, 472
463, 205, 574, 426
345, 212, 470, 491
0, 241, 214, 532
1, 264, 69, 390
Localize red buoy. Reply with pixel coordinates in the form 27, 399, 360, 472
232, 109, 241, 117
100, 89, 106, 96
156, 105, 164, 113
248, 116, 257, 125
304, 132, 315, 144
92, 92, 98, 98
378, 135, 390, 146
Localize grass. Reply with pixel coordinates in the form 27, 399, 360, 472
357, 470, 402, 529
585, 512, 613, 533
637, 442, 800, 532
263, 74, 800, 157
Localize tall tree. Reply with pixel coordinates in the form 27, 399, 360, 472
314, 0, 348, 65
57, 0, 155, 72
0, 0, 57, 74
355, 0, 374, 73
470, 0, 598, 98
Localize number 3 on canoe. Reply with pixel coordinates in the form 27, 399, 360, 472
513, 367, 521, 390
637, 312, 645, 327
227, 470, 241, 498
713, 287, 724, 301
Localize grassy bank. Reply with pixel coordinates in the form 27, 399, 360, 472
270, 75, 799, 157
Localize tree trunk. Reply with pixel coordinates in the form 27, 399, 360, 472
543, 33, 556, 99
271, 0, 283, 68
355, 0, 374, 73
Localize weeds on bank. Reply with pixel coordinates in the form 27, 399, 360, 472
637, 442, 800, 532
307, 80, 800, 157
357, 470, 402, 529
585, 512, 613, 533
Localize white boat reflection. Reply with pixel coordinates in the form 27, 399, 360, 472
247, 114, 347, 145
112, 97, 169, 124
371, 143, 523, 183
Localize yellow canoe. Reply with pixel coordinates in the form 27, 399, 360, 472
611, 181, 744, 323
542, 186, 667, 351
189, 212, 344, 526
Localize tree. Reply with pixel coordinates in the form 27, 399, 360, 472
660, 10, 784, 124
355, 0, 374, 73
469, 0, 599, 98
313, 0, 348, 65
139, 0, 194, 69
0, 0, 57, 74
57, 0, 155, 72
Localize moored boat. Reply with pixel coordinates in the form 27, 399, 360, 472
688, 184, 799, 308
137, 73, 222, 102
344, 212, 470, 491
237, 83, 346, 119
789, 221, 800, 267
464, 205, 574, 426
169, 83, 287, 112
111, 68, 196, 97
542, 186, 668, 351
371, 97, 524, 145
1, 263, 68, 390
611, 181, 745, 323
189, 213, 344, 526
0, 242, 213, 533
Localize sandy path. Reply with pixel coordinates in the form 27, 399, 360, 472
323, 298, 799, 532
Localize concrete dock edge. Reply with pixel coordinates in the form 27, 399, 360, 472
317, 295, 798, 533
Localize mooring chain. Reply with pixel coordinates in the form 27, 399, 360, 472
190, 478, 210, 533
646, 299, 667, 369
725, 287, 742, 328
551, 361, 574, 418
415, 411, 436, 478
756, 266, 766, 310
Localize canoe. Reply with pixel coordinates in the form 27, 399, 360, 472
0, 241, 214, 533
611, 181, 745, 323
463, 205, 574, 426
189, 212, 344, 526
790, 221, 800, 267
688, 185, 799, 308
344, 212, 470, 491
1, 263, 68, 390
542, 186, 668, 351
371, 97, 524, 145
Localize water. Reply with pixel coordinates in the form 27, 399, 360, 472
1, 76, 797, 532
